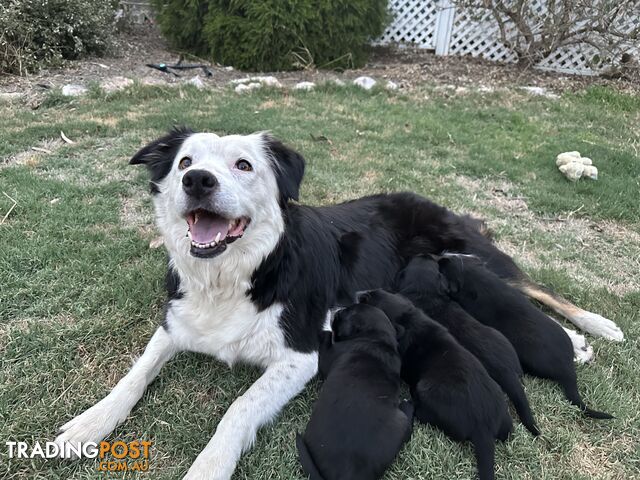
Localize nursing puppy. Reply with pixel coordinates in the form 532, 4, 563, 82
394, 256, 539, 436
439, 255, 613, 419
296, 304, 413, 480
358, 290, 512, 480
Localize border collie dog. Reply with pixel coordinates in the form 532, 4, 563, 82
54, 128, 623, 479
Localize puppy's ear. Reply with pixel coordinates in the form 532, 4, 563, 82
394, 323, 406, 340
130, 126, 193, 193
263, 134, 305, 204
438, 257, 463, 294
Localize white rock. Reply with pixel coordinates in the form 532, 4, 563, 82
100, 76, 134, 93
353, 76, 377, 90
582, 165, 598, 180
230, 77, 251, 85
61, 84, 88, 97
235, 82, 262, 93
224, 66, 234, 71
294, 81, 316, 91
251, 76, 281, 87
520, 86, 560, 99
478, 85, 494, 93
559, 162, 584, 181
386, 80, 399, 90
556, 151, 582, 166
187, 76, 205, 89
332, 78, 346, 87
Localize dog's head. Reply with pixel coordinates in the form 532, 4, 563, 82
355, 289, 421, 338
394, 255, 449, 297
130, 128, 304, 260
331, 304, 396, 343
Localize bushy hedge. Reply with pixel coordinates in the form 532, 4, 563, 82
0, 0, 116, 75
152, 0, 390, 71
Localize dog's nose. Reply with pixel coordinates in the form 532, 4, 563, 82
182, 169, 218, 198
355, 290, 372, 303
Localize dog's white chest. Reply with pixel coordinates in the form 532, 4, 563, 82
166, 288, 287, 368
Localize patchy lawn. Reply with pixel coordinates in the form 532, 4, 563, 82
1, 83, 639, 480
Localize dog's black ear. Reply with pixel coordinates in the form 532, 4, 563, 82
263, 134, 305, 204
130, 126, 193, 193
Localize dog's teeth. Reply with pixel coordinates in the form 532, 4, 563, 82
215, 232, 221, 243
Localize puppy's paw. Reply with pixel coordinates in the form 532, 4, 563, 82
563, 327, 594, 364
575, 312, 624, 342
54, 400, 123, 459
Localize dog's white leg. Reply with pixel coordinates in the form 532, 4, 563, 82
54, 327, 177, 457
567, 311, 624, 342
182, 350, 318, 480
548, 315, 594, 364
521, 284, 624, 341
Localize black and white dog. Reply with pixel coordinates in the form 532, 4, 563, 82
53, 128, 623, 479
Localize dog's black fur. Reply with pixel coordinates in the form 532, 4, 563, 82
358, 290, 512, 480
132, 128, 549, 355
439, 255, 613, 419
394, 256, 540, 436
296, 304, 413, 480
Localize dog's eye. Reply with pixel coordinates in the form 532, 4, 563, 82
235, 159, 253, 172
178, 157, 192, 170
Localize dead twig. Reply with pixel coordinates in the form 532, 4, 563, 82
1, 192, 17, 225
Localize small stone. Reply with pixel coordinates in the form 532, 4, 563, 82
520, 86, 560, 99
332, 78, 346, 87
235, 82, 262, 94
224, 66, 234, 71
61, 84, 88, 97
386, 81, 399, 90
294, 81, 316, 91
230, 77, 251, 85
251, 76, 281, 87
353, 76, 377, 90
187, 77, 205, 90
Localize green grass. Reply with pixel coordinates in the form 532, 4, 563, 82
1, 83, 639, 479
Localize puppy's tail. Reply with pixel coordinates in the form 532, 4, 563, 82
295, 433, 325, 480
562, 382, 614, 419
472, 432, 496, 480
502, 376, 540, 436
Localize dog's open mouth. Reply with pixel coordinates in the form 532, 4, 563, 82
186, 209, 250, 258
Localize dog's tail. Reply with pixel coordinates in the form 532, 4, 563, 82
295, 433, 325, 480
502, 375, 540, 436
472, 432, 496, 480
562, 382, 614, 419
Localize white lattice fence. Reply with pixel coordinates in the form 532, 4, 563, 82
377, 0, 639, 76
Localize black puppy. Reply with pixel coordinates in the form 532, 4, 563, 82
358, 290, 512, 480
395, 256, 540, 436
439, 254, 612, 419
296, 303, 413, 480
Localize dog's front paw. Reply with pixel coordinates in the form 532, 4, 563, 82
182, 456, 235, 480
54, 400, 123, 459
575, 312, 624, 342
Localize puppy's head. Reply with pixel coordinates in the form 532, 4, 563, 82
331, 304, 395, 343
394, 255, 449, 297
129, 128, 304, 259
355, 289, 417, 330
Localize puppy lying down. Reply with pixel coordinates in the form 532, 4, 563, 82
358, 290, 512, 480
395, 256, 539, 436
296, 304, 413, 480
439, 255, 612, 419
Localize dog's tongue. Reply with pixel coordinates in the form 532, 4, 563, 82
188, 212, 229, 244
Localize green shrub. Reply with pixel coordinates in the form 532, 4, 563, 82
0, 0, 116, 75
152, 0, 390, 71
